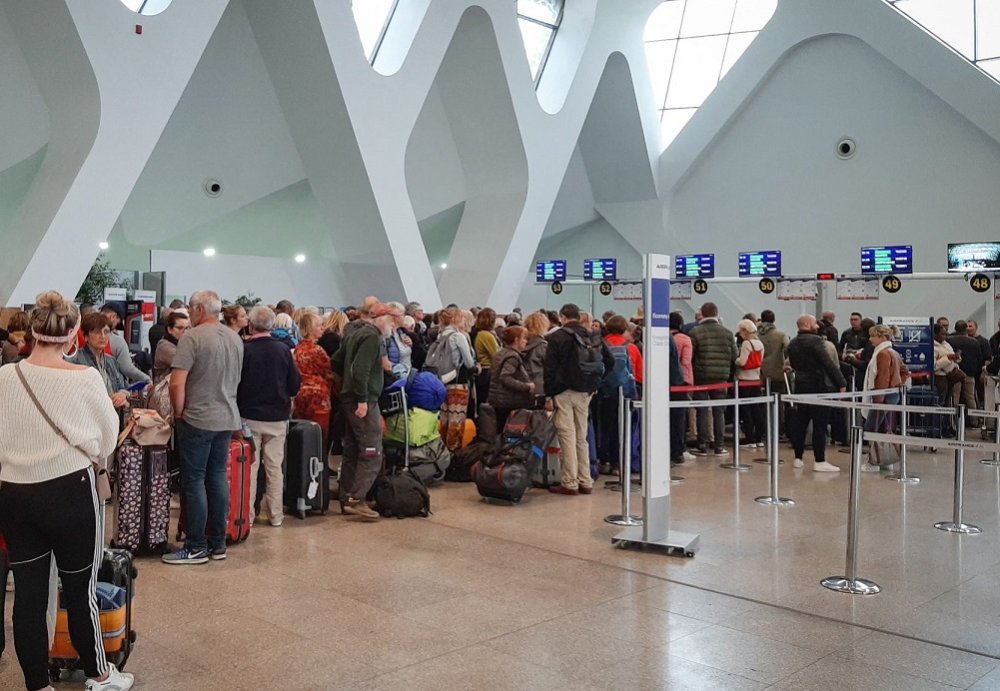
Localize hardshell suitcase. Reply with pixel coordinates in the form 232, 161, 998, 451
177, 438, 252, 544
284, 419, 330, 519
113, 441, 171, 554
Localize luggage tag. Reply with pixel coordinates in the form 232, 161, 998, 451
307, 479, 319, 500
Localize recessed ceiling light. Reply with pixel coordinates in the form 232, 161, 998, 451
294, 254, 306, 263
203, 247, 216, 257
440, 263, 447, 269
98, 241, 109, 250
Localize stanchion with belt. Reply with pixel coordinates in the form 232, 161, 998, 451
720, 381, 753, 471
605, 388, 642, 527
934, 405, 982, 534
886, 384, 920, 483
979, 397, 1000, 467
821, 425, 881, 595
755, 391, 794, 507
755, 379, 784, 465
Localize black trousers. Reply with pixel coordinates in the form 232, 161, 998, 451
0, 467, 109, 690
790, 403, 831, 463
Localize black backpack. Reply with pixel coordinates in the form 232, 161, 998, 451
372, 468, 430, 518
570, 329, 606, 392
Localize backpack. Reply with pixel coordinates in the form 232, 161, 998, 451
570, 330, 606, 392
599, 343, 636, 399
372, 468, 431, 518
385, 438, 452, 486
445, 439, 492, 482
422, 333, 457, 383
742, 341, 764, 370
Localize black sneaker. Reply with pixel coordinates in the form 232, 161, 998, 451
691, 446, 709, 456
209, 548, 227, 561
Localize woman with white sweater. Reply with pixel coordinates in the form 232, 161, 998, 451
0, 292, 133, 691
734, 319, 766, 448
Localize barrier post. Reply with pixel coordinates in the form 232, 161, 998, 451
821, 425, 881, 595
721, 382, 752, 471
605, 390, 642, 526
886, 385, 920, 483
839, 377, 857, 455
756, 392, 794, 506
980, 399, 1000, 467
935, 405, 982, 534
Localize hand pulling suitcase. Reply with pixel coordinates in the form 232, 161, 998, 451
177, 438, 252, 544
284, 419, 330, 519
113, 440, 171, 554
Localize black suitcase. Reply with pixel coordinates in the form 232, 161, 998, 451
284, 419, 330, 519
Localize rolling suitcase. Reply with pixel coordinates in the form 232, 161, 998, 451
177, 438, 252, 544
113, 440, 171, 554
284, 419, 330, 519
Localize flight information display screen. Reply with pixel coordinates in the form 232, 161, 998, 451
584, 258, 617, 281
535, 259, 566, 282
861, 245, 912, 274
738, 250, 782, 277
675, 254, 715, 279
948, 242, 1000, 273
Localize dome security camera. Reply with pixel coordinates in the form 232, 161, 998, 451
836, 138, 856, 160
203, 178, 223, 197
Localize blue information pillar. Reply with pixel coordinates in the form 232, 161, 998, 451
613, 253, 700, 556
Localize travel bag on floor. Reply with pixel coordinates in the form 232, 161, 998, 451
472, 448, 535, 504
384, 437, 451, 485
445, 439, 493, 482
284, 419, 330, 519
113, 440, 171, 554
177, 438, 252, 544
373, 385, 431, 517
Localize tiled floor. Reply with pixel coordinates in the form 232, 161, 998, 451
4, 439, 1000, 689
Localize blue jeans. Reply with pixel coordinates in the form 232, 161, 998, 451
177, 419, 231, 552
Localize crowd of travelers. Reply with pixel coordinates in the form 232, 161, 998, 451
0, 289, 998, 691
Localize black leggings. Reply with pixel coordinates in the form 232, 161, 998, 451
0, 467, 108, 690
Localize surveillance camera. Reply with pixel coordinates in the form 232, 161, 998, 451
836, 138, 856, 160
203, 178, 223, 197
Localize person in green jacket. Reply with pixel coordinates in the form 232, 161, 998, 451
331, 296, 386, 521
689, 302, 737, 456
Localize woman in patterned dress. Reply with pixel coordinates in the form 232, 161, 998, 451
293, 312, 333, 447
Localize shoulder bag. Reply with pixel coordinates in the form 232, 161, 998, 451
15, 363, 113, 501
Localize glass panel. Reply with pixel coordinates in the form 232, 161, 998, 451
979, 57, 1000, 79
720, 31, 757, 78
680, 0, 737, 38
119, 0, 143, 11
646, 40, 679, 111
518, 17, 555, 80
892, 0, 975, 58
352, 0, 397, 59
660, 108, 698, 147
977, 0, 1000, 60
644, 1, 685, 42
137, 0, 172, 16
517, 0, 562, 26
731, 0, 778, 33
665, 35, 728, 108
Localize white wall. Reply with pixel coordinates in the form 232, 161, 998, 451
150, 249, 343, 307
0, 3, 48, 171
665, 33, 1000, 328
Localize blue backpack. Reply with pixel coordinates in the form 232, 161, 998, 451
599, 343, 636, 399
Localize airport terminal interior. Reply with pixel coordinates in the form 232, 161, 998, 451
3, 0, 1000, 689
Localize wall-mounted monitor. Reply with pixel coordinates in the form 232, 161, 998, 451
583, 258, 617, 281
947, 242, 1000, 273
675, 253, 715, 279
861, 245, 912, 274
535, 259, 566, 283
738, 250, 781, 277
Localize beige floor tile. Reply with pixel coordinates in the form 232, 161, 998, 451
586, 653, 770, 691
553, 596, 713, 644
774, 653, 964, 690
628, 581, 762, 624
720, 604, 871, 653
837, 631, 997, 687
664, 624, 826, 684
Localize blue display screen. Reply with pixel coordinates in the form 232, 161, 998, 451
584, 258, 617, 281
861, 245, 912, 274
675, 254, 715, 279
738, 250, 782, 277
535, 259, 566, 282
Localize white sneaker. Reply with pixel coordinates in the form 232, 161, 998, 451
792, 458, 804, 469
85, 664, 134, 691
6, 570, 12, 592
860, 462, 881, 473
681, 451, 696, 461
813, 461, 841, 473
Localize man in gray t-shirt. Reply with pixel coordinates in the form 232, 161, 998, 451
163, 290, 244, 566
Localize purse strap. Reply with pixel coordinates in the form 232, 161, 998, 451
15, 362, 97, 463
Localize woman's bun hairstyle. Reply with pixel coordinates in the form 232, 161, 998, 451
31, 290, 80, 340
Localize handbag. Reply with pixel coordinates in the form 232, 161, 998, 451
15, 363, 112, 501
945, 367, 965, 385
118, 408, 172, 447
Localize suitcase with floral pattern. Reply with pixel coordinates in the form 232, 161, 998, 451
112, 440, 171, 554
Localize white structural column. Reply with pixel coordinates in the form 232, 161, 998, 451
3, 0, 229, 306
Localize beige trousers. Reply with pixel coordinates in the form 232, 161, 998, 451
553, 389, 594, 489
247, 419, 288, 524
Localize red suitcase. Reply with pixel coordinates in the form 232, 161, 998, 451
177, 438, 252, 544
